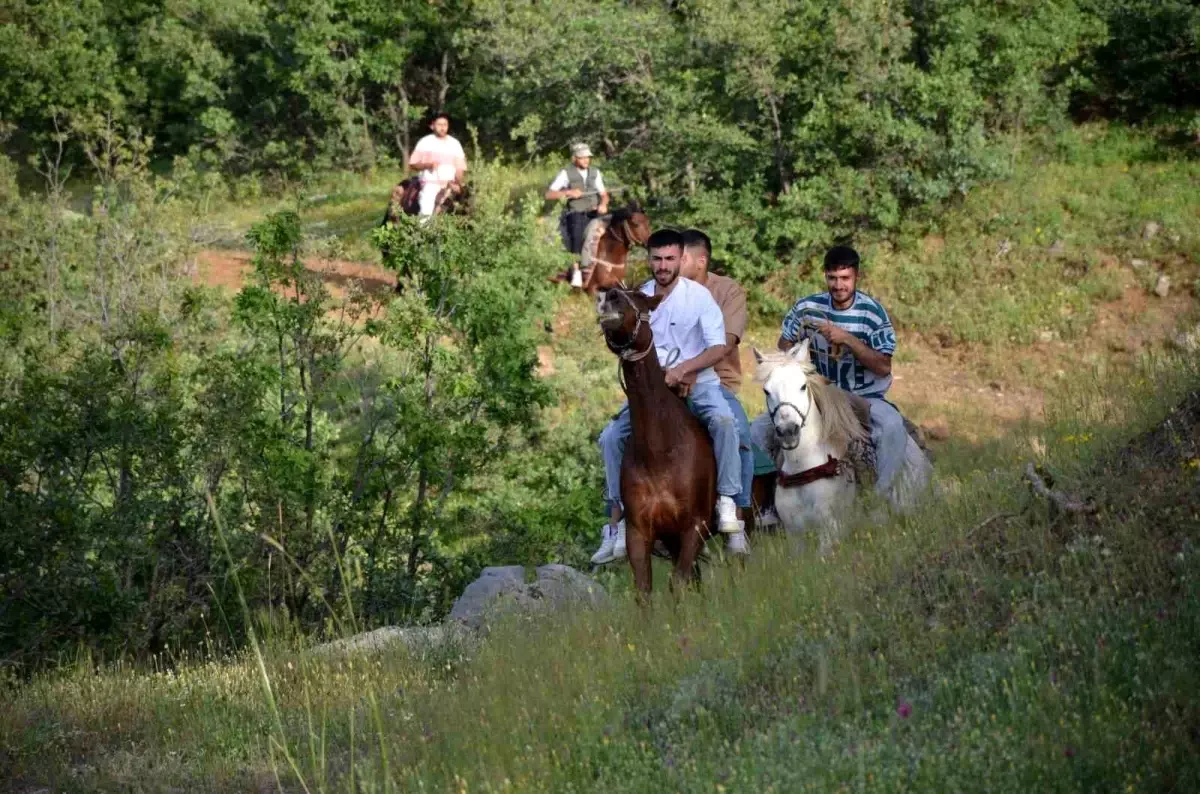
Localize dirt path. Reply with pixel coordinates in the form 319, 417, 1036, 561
194, 247, 1196, 447
193, 249, 396, 298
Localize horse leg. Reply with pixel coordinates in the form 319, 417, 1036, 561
670, 523, 706, 592
625, 523, 653, 599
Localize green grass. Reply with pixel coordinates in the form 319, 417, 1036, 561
3, 355, 1198, 792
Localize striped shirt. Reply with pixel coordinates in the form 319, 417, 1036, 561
780, 291, 896, 398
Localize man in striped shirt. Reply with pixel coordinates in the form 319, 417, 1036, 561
754, 245, 910, 498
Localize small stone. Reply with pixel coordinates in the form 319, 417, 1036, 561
1048, 239, 1066, 256
1154, 274, 1171, 298
1172, 325, 1200, 353
1037, 330, 1056, 343
1143, 221, 1161, 240
1130, 258, 1148, 270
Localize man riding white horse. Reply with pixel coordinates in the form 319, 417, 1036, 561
591, 229, 743, 564
752, 245, 911, 507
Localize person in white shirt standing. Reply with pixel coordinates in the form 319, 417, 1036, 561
590, 229, 743, 565
545, 142, 609, 286
408, 112, 467, 220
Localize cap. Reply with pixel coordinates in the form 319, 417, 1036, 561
571, 142, 593, 158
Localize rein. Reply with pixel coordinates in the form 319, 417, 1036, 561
591, 218, 643, 271
603, 291, 653, 363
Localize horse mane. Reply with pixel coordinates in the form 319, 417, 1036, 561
754, 352, 867, 452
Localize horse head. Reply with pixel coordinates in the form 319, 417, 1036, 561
754, 341, 867, 453
596, 287, 661, 358
754, 341, 817, 450
625, 203, 652, 246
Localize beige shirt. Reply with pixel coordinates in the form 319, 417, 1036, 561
703, 272, 748, 391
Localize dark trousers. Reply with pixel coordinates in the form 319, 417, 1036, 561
560, 210, 596, 255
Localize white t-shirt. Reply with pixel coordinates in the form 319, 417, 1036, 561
412, 134, 466, 186
639, 278, 726, 386
548, 168, 606, 194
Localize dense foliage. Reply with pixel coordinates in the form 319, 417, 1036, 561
0, 130, 582, 671
2, 1, 1196, 277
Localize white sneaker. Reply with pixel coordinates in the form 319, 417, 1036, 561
726, 530, 750, 556
611, 520, 626, 561
717, 496, 740, 534
590, 520, 626, 565
758, 505, 781, 530
589, 525, 615, 565
569, 267, 584, 288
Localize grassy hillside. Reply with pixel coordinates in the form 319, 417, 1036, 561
3, 356, 1197, 792
3, 124, 1199, 791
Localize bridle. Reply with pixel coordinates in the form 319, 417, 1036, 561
602, 290, 654, 362
765, 390, 812, 451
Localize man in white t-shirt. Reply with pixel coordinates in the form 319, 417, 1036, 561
590, 229, 743, 565
408, 112, 467, 219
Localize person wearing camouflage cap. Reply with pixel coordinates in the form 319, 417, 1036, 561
545, 143, 610, 286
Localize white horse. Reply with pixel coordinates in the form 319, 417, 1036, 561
753, 341, 933, 553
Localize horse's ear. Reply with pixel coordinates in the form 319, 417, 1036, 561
789, 338, 811, 361
752, 347, 764, 364
646, 294, 664, 310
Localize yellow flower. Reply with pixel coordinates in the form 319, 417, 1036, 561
627, 643, 636, 652
1186, 458, 1199, 470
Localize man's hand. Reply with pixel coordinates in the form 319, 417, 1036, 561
664, 365, 689, 388
597, 203, 608, 215
819, 321, 853, 346
565, 188, 584, 199
665, 368, 697, 399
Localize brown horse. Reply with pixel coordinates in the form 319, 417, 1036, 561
579, 204, 651, 295
381, 177, 469, 225
597, 287, 716, 595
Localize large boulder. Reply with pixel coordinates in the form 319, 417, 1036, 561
448, 564, 608, 631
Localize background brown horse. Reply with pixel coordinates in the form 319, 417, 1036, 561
381, 177, 469, 225
579, 204, 651, 295
597, 287, 716, 595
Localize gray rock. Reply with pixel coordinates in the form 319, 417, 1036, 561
1048, 239, 1066, 256
1130, 258, 1148, 270
1143, 221, 1161, 240
531, 563, 607, 607
448, 564, 608, 630
1037, 330, 1057, 343
313, 624, 472, 657
448, 566, 532, 630
1154, 274, 1171, 298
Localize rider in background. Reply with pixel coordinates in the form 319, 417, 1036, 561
753, 245, 909, 500
408, 112, 467, 220
545, 143, 609, 287
680, 229, 751, 556
590, 229, 743, 565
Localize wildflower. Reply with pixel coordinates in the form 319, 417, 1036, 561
896, 700, 912, 719
1186, 458, 1199, 470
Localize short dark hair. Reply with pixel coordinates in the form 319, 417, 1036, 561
681, 228, 712, 258
429, 111, 451, 125
646, 228, 684, 251
823, 245, 860, 271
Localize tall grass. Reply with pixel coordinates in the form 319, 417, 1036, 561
4, 352, 1198, 792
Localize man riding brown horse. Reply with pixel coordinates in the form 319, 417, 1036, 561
591, 229, 743, 573
546, 142, 609, 287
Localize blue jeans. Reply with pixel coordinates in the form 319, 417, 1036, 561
867, 398, 908, 496
719, 386, 753, 508
599, 381, 742, 512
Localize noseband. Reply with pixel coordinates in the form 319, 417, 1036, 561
766, 395, 811, 451
603, 291, 654, 362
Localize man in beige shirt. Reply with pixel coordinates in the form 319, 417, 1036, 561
681, 229, 751, 555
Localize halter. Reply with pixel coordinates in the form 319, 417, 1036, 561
602, 290, 654, 362
766, 394, 812, 451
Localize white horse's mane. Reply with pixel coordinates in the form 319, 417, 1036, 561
755, 351, 867, 453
